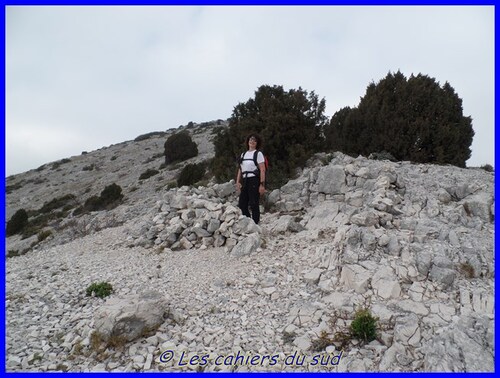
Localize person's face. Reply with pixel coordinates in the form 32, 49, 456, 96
248, 137, 257, 147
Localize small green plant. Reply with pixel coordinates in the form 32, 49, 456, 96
37, 229, 52, 242
350, 308, 378, 342
86, 282, 113, 298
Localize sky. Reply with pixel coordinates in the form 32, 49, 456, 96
5, 5, 495, 176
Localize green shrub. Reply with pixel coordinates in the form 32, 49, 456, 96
51, 158, 71, 170
82, 196, 103, 212
86, 282, 113, 298
99, 183, 124, 206
166, 181, 178, 190
21, 211, 67, 239
164, 131, 198, 165
77, 183, 124, 214
6, 181, 23, 194
350, 309, 378, 342
177, 163, 206, 187
37, 230, 53, 242
82, 164, 96, 171
481, 164, 494, 172
139, 169, 160, 180
134, 131, 166, 142
7, 250, 20, 258
39, 194, 77, 214
6, 209, 29, 236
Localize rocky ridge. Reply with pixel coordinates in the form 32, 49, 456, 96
5, 122, 495, 372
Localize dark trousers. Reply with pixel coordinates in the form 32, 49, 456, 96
238, 176, 260, 224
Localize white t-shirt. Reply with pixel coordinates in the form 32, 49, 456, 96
240, 151, 265, 178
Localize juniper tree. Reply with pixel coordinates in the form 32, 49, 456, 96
325, 71, 474, 167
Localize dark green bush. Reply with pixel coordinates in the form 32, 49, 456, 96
6, 181, 23, 194
325, 71, 474, 167
39, 194, 77, 214
164, 131, 198, 165
51, 158, 71, 170
21, 211, 68, 239
178, 163, 206, 187
100, 183, 124, 205
82, 164, 96, 171
77, 183, 124, 214
82, 196, 103, 212
86, 282, 113, 298
134, 131, 167, 142
6, 209, 29, 236
350, 309, 378, 342
139, 169, 160, 180
481, 164, 494, 172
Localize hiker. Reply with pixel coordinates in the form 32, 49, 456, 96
236, 133, 266, 224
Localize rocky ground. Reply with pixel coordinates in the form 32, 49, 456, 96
5, 141, 495, 372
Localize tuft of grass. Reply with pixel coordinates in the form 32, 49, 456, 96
37, 229, 52, 242
310, 330, 335, 352
86, 282, 113, 298
459, 262, 475, 278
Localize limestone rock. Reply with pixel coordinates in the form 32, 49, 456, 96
317, 165, 346, 194
93, 291, 169, 344
230, 233, 261, 258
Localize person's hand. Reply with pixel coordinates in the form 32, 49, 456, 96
236, 182, 242, 192
259, 184, 266, 195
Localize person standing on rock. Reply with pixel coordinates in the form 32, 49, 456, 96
236, 133, 266, 224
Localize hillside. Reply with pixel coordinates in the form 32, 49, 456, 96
5, 121, 495, 372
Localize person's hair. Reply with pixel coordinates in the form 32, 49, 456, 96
245, 133, 262, 150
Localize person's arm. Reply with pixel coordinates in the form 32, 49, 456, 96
258, 162, 266, 193
236, 168, 242, 191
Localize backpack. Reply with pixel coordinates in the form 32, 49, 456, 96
239, 150, 269, 180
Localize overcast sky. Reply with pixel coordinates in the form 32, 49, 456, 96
5, 5, 494, 176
